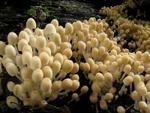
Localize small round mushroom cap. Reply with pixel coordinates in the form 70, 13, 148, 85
77, 41, 86, 52
15, 54, 23, 68
62, 48, 72, 59
65, 23, 73, 34
36, 36, 46, 49
71, 93, 79, 101
71, 63, 79, 74
34, 28, 43, 36
6, 63, 18, 77
19, 31, 30, 42
62, 59, 73, 73
54, 53, 64, 64
50, 33, 61, 45
32, 68, 44, 83
30, 56, 41, 70
123, 76, 133, 86
136, 82, 147, 96
71, 80, 80, 91
5, 45, 16, 58
22, 45, 32, 54
73, 21, 83, 31
7, 32, 18, 45
52, 81, 62, 92
6, 96, 18, 109
91, 82, 100, 93
62, 78, 73, 90
138, 101, 147, 110
80, 85, 89, 94
26, 18, 36, 30
24, 28, 33, 35
13, 84, 23, 97
117, 106, 126, 113
22, 52, 32, 66
51, 19, 59, 27
39, 52, 50, 66
99, 99, 108, 110
95, 73, 104, 81
7, 81, 15, 92
44, 24, 56, 37
18, 39, 28, 51
71, 74, 79, 80
40, 77, 52, 92
47, 41, 57, 55
123, 64, 131, 74
39, 47, 51, 56
42, 66, 53, 79
51, 60, 61, 76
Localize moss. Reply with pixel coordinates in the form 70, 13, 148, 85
27, 5, 49, 21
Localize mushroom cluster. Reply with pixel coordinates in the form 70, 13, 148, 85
100, 1, 150, 52
0, 17, 150, 113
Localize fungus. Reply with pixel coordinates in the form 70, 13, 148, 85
40, 78, 52, 92
62, 78, 73, 90
117, 106, 126, 113
6, 96, 19, 109
42, 66, 53, 79
32, 68, 43, 83
30, 56, 41, 70
5, 62, 18, 77
7, 32, 18, 45
5, 45, 16, 59
39, 52, 50, 66
26, 18, 36, 30
7, 81, 15, 92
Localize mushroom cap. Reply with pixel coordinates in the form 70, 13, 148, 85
6, 96, 18, 109
26, 18, 36, 30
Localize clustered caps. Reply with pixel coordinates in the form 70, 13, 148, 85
0, 17, 150, 113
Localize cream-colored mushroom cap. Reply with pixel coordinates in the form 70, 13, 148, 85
22, 52, 32, 66
32, 68, 44, 83
62, 59, 73, 73
80, 85, 89, 94
39, 52, 50, 66
26, 18, 36, 30
65, 23, 73, 34
6, 96, 19, 109
5, 45, 16, 58
40, 77, 52, 92
62, 48, 72, 59
18, 39, 28, 51
117, 106, 126, 113
42, 66, 53, 79
51, 60, 61, 76
7, 32, 18, 45
7, 81, 15, 92
44, 24, 56, 37
50, 32, 61, 45
51, 19, 59, 27
19, 31, 30, 42
36, 36, 46, 49
30, 56, 41, 70
62, 78, 73, 90
54, 53, 64, 64
71, 80, 80, 91
52, 80, 62, 92
6, 63, 18, 77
